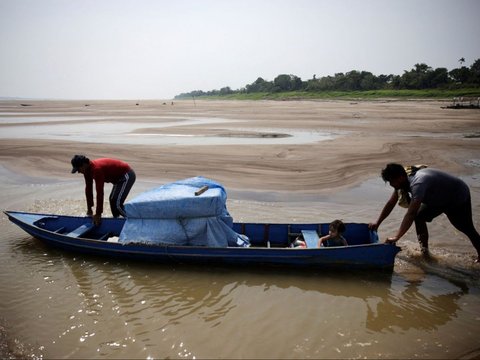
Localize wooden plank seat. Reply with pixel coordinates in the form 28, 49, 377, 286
301, 230, 320, 248
66, 224, 95, 238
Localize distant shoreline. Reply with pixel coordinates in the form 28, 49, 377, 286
176, 88, 480, 101
3, 88, 480, 103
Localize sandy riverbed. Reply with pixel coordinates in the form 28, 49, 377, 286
1, 99, 480, 359
0, 98, 479, 195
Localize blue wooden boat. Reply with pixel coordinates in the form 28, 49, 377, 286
5, 210, 401, 271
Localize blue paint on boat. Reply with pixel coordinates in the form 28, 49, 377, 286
4, 210, 401, 271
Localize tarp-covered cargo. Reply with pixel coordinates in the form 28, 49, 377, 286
118, 177, 249, 247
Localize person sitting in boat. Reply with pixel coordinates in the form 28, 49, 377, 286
71, 155, 136, 226
318, 220, 348, 247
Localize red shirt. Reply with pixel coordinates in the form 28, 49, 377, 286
84, 158, 131, 215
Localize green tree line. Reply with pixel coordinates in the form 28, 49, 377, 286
174, 59, 480, 99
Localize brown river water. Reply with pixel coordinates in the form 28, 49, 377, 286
1, 169, 480, 359
1, 102, 480, 359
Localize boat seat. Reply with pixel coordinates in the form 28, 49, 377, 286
66, 224, 95, 238
301, 230, 319, 248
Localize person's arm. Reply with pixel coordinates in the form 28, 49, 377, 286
317, 234, 330, 247
94, 174, 105, 225
369, 189, 398, 231
386, 198, 422, 243
84, 173, 94, 216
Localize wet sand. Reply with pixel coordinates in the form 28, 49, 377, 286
1, 99, 479, 194
1, 99, 480, 359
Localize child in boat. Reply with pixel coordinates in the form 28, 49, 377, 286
318, 220, 348, 247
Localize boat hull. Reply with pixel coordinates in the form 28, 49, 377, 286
5, 211, 401, 271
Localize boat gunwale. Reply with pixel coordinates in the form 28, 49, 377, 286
4, 210, 396, 250
4, 210, 401, 270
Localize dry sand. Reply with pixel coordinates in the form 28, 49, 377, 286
0, 99, 479, 194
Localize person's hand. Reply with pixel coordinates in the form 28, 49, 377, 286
368, 222, 379, 231
385, 236, 399, 244
93, 214, 102, 226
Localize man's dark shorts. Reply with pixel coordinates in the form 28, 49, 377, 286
415, 203, 444, 223
415, 197, 474, 234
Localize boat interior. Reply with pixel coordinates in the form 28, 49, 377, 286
32, 215, 378, 248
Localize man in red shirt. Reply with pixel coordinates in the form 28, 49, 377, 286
71, 155, 136, 225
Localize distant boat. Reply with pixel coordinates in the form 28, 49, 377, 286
5, 211, 400, 271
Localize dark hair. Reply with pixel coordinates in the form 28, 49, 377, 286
381, 163, 406, 182
71, 154, 90, 173
329, 219, 346, 234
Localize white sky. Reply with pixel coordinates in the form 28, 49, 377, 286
1, 0, 479, 100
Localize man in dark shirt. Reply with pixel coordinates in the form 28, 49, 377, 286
71, 155, 136, 225
369, 163, 480, 261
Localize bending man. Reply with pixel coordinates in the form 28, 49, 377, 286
369, 163, 480, 261
71, 155, 136, 226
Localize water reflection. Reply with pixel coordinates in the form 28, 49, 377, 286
366, 274, 467, 333
4, 232, 475, 359
13, 237, 469, 336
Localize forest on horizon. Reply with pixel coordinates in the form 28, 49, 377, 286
174, 59, 480, 99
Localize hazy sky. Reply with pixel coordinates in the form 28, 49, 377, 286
1, 0, 479, 100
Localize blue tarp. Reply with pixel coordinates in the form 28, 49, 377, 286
118, 177, 249, 247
